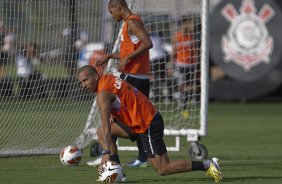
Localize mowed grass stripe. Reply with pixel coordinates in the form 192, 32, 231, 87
0, 102, 282, 184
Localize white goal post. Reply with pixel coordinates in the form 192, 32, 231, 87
0, 0, 209, 158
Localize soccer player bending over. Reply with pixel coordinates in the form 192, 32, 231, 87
78, 65, 222, 182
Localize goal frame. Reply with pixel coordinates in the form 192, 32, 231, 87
0, 0, 210, 157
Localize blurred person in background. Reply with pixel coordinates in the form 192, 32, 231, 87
61, 27, 88, 77
76, 41, 107, 76
16, 42, 40, 79
16, 42, 44, 98
0, 20, 15, 79
149, 31, 170, 102
170, 17, 199, 119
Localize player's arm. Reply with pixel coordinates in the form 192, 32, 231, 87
96, 91, 116, 164
117, 19, 153, 71
126, 19, 153, 60
96, 53, 120, 66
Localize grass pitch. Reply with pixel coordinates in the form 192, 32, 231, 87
0, 102, 282, 184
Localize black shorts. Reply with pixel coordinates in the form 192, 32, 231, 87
114, 112, 167, 158
120, 73, 149, 98
138, 112, 167, 158
174, 64, 196, 86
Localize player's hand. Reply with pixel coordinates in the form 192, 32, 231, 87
100, 154, 110, 168
96, 54, 110, 66
118, 58, 128, 72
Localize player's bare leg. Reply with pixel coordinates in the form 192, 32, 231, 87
148, 153, 193, 175
148, 154, 222, 182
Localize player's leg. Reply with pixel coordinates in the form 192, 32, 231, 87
177, 66, 191, 119
149, 153, 192, 175
138, 111, 179, 175
96, 120, 134, 164
121, 74, 149, 167
172, 64, 184, 107
148, 153, 222, 182
180, 65, 199, 119
87, 118, 138, 167
140, 112, 222, 182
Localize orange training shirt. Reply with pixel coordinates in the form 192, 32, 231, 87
97, 74, 156, 133
175, 31, 196, 64
120, 15, 150, 75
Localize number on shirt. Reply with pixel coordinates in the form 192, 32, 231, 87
114, 77, 122, 89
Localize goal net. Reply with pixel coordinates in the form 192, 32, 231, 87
0, 0, 209, 157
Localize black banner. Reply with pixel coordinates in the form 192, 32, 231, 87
209, 0, 282, 100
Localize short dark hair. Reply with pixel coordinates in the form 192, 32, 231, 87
109, 0, 128, 8
178, 16, 194, 26
77, 65, 97, 76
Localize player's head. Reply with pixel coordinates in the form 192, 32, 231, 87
108, 0, 129, 22
178, 17, 194, 34
77, 65, 100, 93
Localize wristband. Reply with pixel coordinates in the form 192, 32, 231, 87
101, 150, 111, 155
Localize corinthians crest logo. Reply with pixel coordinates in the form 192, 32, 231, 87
221, 0, 275, 71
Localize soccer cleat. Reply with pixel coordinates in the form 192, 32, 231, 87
206, 157, 222, 182
124, 159, 149, 167
181, 110, 190, 119
121, 172, 127, 182
87, 156, 102, 167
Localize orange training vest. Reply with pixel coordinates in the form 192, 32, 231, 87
175, 31, 196, 64
120, 15, 150, 75
97, 75, 156, 133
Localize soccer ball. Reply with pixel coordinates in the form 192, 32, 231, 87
98, 161, 124, 183
60, 145, 82, 166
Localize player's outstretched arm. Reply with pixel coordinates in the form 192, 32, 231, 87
96, 53, 120, 66
96, 91, 116, 166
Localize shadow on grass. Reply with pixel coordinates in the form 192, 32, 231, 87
221, 176, 282, 183
126, 176, 282, 183
125, 177, 211, 183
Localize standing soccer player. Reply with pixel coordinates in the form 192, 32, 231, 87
170, 17, 199, 119
87, 0, 152, 168
78, 65, 222, 182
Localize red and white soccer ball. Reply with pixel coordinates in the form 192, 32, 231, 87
98, 161, 124, 183
60, 145, 82, 166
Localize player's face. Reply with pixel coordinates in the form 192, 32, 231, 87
182, 22, 194, 34
78, 70, 99, 93
108, 5, 122, 22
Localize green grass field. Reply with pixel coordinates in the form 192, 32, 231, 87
1, 102, 282, 184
